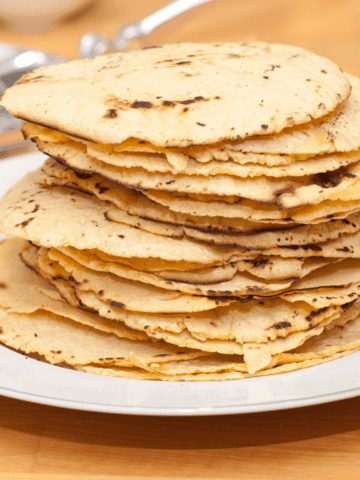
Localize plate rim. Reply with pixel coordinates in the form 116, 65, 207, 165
0, 349, 359, 416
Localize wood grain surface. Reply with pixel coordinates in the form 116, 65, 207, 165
1, 0, 360, 478
1, 393, 360, 478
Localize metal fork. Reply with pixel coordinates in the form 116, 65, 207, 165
79, 0, 213, 58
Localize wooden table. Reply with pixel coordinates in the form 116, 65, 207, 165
1, 0, 360, 477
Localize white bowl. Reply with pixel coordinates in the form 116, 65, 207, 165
0, 0, 94, 31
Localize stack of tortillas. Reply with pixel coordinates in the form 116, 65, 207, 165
1, 41, 360, 380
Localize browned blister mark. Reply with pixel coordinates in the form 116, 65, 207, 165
305, 307, 328, 322
74, 171, 93, 180
110, 301, 125, 309
336, 247, 350, 252
269, 321, 292, 330
104, 108, 118, 118
131, 101, 153, 109
15, 217, 35, 228
180, 96, 205, 105
25, 204, 40, 214
251, 258, 269, 268
95, 183, 109, 194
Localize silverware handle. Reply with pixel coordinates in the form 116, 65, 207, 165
141, 0, 213, 34
113, 0, 213, 50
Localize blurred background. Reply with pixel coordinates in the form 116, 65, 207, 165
0, 0, 359, 73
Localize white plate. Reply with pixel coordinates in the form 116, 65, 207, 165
1, 152, 360, 416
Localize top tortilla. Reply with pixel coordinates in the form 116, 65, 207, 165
1, 42, 349, 147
